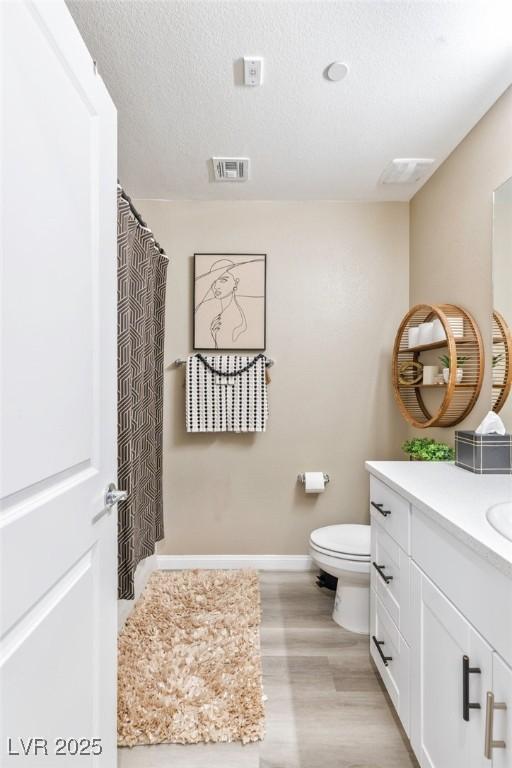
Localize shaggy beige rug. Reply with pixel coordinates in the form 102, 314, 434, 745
118, 569, 265, 747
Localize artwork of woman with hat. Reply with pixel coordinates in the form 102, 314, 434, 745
194, 254, 266, 350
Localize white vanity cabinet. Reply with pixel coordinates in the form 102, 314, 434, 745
410, 562, 492, 768
367, 463, 512, 768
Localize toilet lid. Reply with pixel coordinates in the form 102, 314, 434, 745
309, 524, 370, 557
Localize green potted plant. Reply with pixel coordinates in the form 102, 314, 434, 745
439, 354, 468, 384
402, 437, 455, 462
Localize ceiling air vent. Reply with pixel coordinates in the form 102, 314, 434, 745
212, 157, 250, 182
379, 158, 435, 185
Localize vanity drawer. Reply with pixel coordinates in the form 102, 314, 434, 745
370, 589, 410, 735
371, 523, 411, 641
369, 475, 411, 553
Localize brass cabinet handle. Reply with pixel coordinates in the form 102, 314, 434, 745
484, 691, 506, 759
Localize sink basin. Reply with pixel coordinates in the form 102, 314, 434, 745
486, 502, 512, 542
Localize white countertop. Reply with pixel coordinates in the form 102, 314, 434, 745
365, 461, 512, 577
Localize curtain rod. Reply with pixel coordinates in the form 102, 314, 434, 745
118, 184, 166, 257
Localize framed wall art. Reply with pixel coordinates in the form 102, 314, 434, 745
193, 253, 266, 350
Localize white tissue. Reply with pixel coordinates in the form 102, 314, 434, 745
304, 472, 326, 494
475, 411, 506, 436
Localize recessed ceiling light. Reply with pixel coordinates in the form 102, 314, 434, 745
325, 62, 349, 82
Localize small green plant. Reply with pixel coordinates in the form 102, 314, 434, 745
401, 437, 455, 462
439, 354, 468, 369
493, 353, 504, 368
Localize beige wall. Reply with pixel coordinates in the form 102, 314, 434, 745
409, 86, 512, 442
136, 200, 409, 555
134, 88, 512, 555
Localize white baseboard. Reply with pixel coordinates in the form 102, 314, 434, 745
156, 554, 313, 571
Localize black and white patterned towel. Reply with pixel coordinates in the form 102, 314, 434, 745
186, 354, 268, 433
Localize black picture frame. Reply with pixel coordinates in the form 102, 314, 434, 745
193, 253, 267, 351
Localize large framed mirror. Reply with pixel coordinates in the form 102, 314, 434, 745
492, 177, 512, 418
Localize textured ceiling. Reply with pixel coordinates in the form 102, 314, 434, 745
67, 0, 512, 201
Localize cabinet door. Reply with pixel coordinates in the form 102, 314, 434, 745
410, 563, 492, 768
488, 654, 512, 767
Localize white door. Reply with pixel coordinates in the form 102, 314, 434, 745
487, 653, 511, 767
410, 564, 492, 768
0, 1, 117, 765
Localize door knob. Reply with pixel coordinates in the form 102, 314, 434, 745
105, 483, 128, 508
92, 484, 128, 524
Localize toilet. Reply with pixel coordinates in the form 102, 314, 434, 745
309, 524, 370, 635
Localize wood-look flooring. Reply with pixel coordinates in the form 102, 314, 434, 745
118, 571, 419, 768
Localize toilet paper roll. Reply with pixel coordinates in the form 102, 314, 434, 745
408, 326, 419, 348
431, 319, 447, 343
418, 321, 434, 345
304, 472, 326, 494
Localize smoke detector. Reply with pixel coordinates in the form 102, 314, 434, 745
325, 61, 349, 82
379, 158, 435, 185
211, 157, 250, 182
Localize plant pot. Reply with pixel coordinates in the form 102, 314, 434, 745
443, 367, 463, 384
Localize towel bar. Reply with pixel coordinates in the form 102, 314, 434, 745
173, 356, 274, 368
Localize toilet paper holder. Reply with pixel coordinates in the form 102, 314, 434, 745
297, 473, 330, 485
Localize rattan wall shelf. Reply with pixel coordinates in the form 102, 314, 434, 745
492, 309, 512, 414
392, 304, 484, 428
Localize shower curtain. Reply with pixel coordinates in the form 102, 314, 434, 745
117, 188, 168, 599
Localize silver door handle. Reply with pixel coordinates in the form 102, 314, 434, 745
92, 484, 128, 524
484, 691, 506, 759
105, 483, 128, 508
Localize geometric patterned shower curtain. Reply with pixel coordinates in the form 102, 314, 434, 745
117, 188, 168, 599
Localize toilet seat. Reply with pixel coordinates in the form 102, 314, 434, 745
310, 548, 370, 574
309, 524, 370, 561
310, 542, 369, 562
